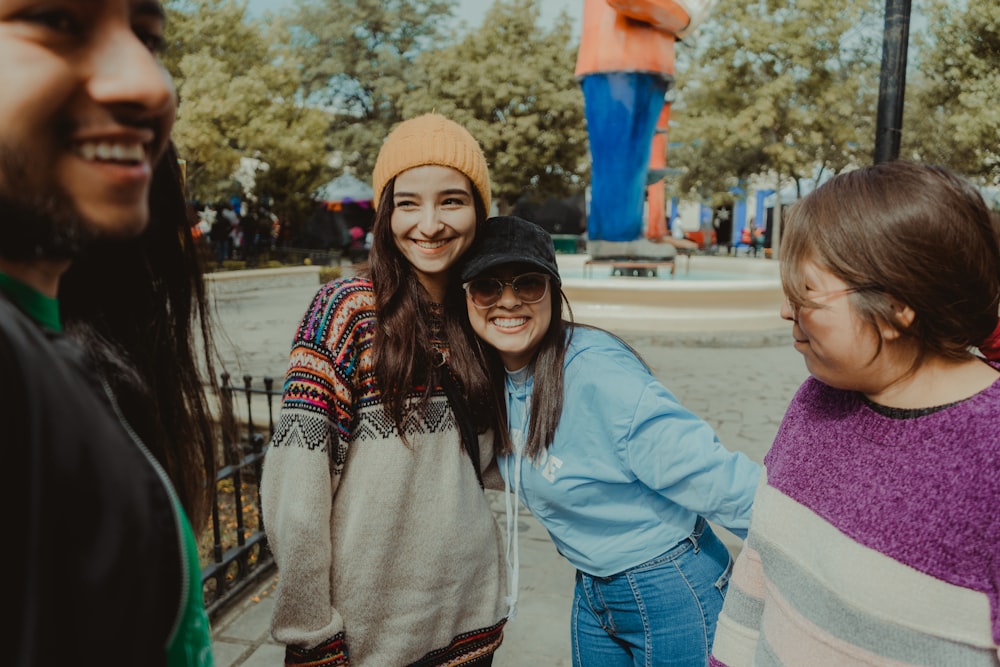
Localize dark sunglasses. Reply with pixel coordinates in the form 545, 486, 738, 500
463, 272, 550, 308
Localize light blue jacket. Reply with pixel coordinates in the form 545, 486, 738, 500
498, 326, 761, 577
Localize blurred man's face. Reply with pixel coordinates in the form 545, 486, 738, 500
0, 0, 176, 259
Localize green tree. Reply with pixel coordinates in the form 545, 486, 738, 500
668, 0, 882, 200
903, 0, 1000, 182
282, 0, 459, 185
403, 0, 588, 211
164, 0, 330, 228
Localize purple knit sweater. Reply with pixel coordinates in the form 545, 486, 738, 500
711, 364, 1000, 666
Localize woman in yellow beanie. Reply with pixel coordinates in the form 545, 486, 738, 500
262, 113, 509, 666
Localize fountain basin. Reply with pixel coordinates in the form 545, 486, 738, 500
556, 255, 786, 333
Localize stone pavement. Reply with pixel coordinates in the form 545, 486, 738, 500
206, 267, 808, 667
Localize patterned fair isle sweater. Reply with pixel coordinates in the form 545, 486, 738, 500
260, 277, 508, 667
711, 368, 1000, 667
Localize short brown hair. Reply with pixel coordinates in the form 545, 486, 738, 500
780, 161, 1000, 363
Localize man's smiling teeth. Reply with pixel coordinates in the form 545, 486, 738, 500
75, 142, 146, 163
492, 317, 527, 329
414, 239, 448, 249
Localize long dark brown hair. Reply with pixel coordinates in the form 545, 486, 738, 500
474, 283, 654, 461
365, 178, 496, 440
59, 142, 220, 530
470, 283, 572, 460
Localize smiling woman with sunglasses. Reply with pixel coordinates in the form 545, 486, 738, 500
465, 273, 551, 308
459, 216, 761, 667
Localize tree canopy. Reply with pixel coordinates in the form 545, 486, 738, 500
402, 0, 588, 211
667, 0, 883, 202
162, 0, 999, 236
280, 0, 459, 184
902, 0, 1000, 183
164, 0, 331, 224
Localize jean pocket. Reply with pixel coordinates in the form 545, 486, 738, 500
714, 555, 734, 594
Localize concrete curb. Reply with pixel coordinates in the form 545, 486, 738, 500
616, 327, 792, 349
206, 266, 324, 295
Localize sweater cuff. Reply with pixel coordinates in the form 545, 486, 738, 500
285, 632, 348, 666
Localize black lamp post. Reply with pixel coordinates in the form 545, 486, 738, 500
874, 0, 913, 164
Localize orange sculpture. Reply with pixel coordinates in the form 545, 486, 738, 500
576, 0, 714, 254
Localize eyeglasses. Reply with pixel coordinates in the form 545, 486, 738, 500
464, 273, 550, 308
785, 285, 879, 319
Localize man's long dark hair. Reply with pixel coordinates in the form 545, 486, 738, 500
59, 143, 220, 530
365, 179, 496, 441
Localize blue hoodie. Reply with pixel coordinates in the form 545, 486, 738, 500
499, 326, 761, 577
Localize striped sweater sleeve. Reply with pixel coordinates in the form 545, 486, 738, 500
710, 478, 768, 667
712, 472, 1000, 666
261, 278, 373, 657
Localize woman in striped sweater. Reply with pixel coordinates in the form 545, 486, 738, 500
262, 114, 509, 667
710, 161, 1000, 666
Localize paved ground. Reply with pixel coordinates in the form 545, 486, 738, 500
205, 268, 808, 667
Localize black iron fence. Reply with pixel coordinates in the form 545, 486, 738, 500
200, 374, 281, 620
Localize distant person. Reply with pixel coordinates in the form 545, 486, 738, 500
711, 161, 1000, 666
0, 1, 220, 662
261, 113, 509, 666
270, 210, 283, 250
241, 203, 262, 266
347, 224, 366, 263
228, 214, 243, 260
460, 216, 761, 666
210, 205, 231, 265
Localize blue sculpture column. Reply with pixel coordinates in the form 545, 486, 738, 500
582, 73, 670, 244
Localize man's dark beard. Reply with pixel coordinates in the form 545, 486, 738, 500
0, 144, 101, 261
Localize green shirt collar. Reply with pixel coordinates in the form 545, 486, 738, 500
0, 271, 62, 332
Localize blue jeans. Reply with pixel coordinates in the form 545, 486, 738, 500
571, 518, 733, 667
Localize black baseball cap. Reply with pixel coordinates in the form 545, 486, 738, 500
460, 216, 561, 284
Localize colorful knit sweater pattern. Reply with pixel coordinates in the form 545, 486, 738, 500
260, 277, 508, 667
711, 370, 1000, 666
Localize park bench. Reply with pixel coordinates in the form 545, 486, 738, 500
584, 258, 676, 278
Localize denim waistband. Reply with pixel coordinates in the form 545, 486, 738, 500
583, 516, 710, 580
660, 515, 707, 558
687, 515, 707, 547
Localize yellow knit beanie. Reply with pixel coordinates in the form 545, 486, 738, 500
371, 113, 491, 213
